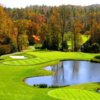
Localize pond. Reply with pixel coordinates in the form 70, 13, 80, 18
25, 61, 100, 87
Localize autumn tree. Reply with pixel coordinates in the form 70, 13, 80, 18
47, 7, 61, 50
0, 5, 17, 54
28, 14, 46, 45
74, 20, 83, 51
14, 19, 29, 51
59, 5, 67, 51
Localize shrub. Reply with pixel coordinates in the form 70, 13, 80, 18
0, 45, 11, 55
49, 85, 59, 88
33, 84, 48, 88
81, 43, 91, 53
60, 41, 68, 51
42, 40, 48, 49
62, 41, 68, 49
34, 44, 42, 49
91, 43, 100, 53
81, 42, 100, 53
10, 43, 17, 52
0, 47, 5, 56
94, 56, 100, 59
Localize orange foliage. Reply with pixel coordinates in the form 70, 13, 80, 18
33, 35, 40, 43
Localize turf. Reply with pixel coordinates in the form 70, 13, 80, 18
48, 88, 100, 100
0, 50, 100, 100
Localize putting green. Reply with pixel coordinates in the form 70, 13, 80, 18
48, 88, 100, 100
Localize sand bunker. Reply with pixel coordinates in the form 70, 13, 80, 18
10, 56, 26, 59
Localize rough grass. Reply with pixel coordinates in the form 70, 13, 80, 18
0, 50, 100, 100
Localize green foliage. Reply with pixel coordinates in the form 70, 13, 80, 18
34, 84, 48, 88
81, 42, 100, 53
34, 44, 42, 49
0, 46, 5, 56
95, 55, 100, 59
0, 45, 11, 55
61, 41, 68, 51
91, 43, 100, 53
49, 85, 60, 88
18, 34, 29, 50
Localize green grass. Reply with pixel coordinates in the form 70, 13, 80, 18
0, 50, 100, 100
69, 82, 100, 91
48, 88, 100, 100
81, 35, 90, 44
2, 51, 99, 65
67, 34, 89, 49
91, 55, 100, 63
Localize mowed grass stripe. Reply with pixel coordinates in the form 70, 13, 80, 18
48, 88, 100, 100
2, 57, 56, 66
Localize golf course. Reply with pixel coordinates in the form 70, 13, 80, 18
0, 48, 100, 100
0, 2, 100, 100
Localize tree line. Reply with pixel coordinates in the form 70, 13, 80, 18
0, 4, 100, 55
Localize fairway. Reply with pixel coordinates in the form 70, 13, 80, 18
2, 51, 99, 65
0, 50, 100, 100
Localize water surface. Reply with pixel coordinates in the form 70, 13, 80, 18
25, 61, 100, 86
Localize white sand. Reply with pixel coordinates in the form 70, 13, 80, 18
10, 56, 26, 59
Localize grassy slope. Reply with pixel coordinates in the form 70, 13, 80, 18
68, 35, 89, 49
0, 50, 100, 100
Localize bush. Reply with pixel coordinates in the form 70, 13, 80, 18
10, 43, 17, 52
62, 41, 68, 49
33, 84, 48, 88
81, 42, 91, 53
94, 56, 100, 59
42, 40, 48, 49
34, 44, 42, 49
0, 47, 5, 56
49, 85, 59, 88
60, 41, 68, 51
91, 43, 100, 53
81, 42, 100, 53
0, 45, 11, 55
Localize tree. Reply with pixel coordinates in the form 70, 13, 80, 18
59, 5, 67, 51
28, 14, 46, 45
14, 19, 29, 51
0, 5, 17, 53
74, 20, 83, 51
38, 23, 48, 44
62, 41, 68, 51
48, 7, 61, 50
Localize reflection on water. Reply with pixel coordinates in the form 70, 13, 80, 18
25, 61, 100, 86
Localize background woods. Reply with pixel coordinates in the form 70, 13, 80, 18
0, 4, 100, 55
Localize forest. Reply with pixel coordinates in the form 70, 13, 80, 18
0, 4, 100, 55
